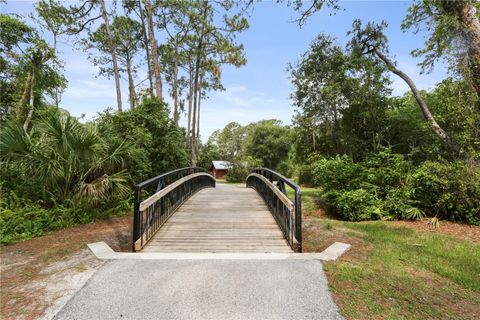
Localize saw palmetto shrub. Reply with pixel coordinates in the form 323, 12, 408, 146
309, 150, 479, 224
408, 161, 480, 225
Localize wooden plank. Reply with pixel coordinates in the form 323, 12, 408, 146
141, 185, 292, 253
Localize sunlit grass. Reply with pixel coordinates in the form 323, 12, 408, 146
300, 186, 480, 319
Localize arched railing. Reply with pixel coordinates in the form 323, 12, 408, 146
246, 168, 302, 252
132, 167, 215, 251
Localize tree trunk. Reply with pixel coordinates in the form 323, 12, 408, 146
187, 66, 193, 144
138, 0, 154, 96
196, 72, 203, 141
52, 32, 61, 108
126, 59, 136, 109
189, 2, 208, 166
17, 73, 32, 110
144, 0, 162, 99
373, 47, 460, 153
173, 41, 179, 122
100, 0, 122, 112
457, 1, 480, 99
23, 72, 35, 130
191, 60, 199, 166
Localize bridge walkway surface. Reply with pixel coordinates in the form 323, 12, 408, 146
142, 184, 292, 253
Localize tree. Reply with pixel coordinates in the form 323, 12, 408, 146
244, 120, 292, 170
33, 0, 71, 107
289, 35, 349, 156
208, 122, 246, 160
184, 0, 249, 165
0, 14, 66, 128
143, 0, 162, 99
402, 0, 480, 99
158, 0, 195, 122
33, 0, 70, 50
86, 16, 143, 110
96, 98, 189, 180
99, 0, 123, 111
45, 0, 124, 111
348, 20, 461, 155
290, 32, 393, 161
123, 0, 154, 96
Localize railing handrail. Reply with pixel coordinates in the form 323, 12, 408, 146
247, 167, 302, 252
135, 167, 207, 189
251, 167, 301, 193
247, 173, 294, 209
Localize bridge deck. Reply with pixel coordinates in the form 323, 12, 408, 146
142, 184, 292, 253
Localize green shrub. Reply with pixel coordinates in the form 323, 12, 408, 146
276, 159, 294, 178
383, 186, 421, 219
312, 155, 366, 191
335, 189, 385, 221
225, 157, 262, 183
225, 165, 249, 183
308, 150, 479, 224
408, 161, 480, 225
0, 191, 132, 245
363, 150, 411, 193
297, 164, 316, 186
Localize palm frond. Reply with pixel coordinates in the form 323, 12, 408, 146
75, 170, 130, 202
0, 124, 33, 161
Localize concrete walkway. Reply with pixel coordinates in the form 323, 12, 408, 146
54, 259, 343, 320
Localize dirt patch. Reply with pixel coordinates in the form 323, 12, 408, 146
392, 219, 480, 243
0, 216, 131, 320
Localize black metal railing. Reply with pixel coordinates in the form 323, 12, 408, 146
246, 168, 302, 252
132, 167, 215, 251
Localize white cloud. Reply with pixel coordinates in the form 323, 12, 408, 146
189, 84, 293, 140
212, 84, 278, 108
64, 80, 117, 99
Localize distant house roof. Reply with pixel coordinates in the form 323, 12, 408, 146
211, 160, 232, 170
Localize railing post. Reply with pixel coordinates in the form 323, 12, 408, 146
295, 190, 302, 253
132, 186, 141, 252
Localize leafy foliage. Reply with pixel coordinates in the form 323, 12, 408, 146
96, 97, 189, 182
225, 156, 263, 183
205, 120, 294, 173
308, 151, 479, 224
0, 99, 189, 244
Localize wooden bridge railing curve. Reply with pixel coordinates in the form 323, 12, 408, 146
246, 168, 302, 252
132, 167, 215, 251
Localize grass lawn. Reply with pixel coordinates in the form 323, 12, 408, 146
299, 187, 480, 319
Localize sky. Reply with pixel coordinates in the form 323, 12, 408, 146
3, 0, 448, 140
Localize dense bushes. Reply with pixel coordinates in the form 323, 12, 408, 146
0, 99, 189, 244
225, 157, 262, 183
408, 161, 480, 225
225, 163, 250, 183
0, 192, 130, 244
97, 98, 189, 182
310, 151, 480, 225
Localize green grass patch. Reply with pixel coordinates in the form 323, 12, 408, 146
301, 186, 480, 319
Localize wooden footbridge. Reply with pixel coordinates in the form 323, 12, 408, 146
132, 167, 302, 253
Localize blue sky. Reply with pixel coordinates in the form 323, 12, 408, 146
3, 1, 447, 140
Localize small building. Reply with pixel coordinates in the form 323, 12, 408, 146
210, 160, 232, 180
